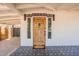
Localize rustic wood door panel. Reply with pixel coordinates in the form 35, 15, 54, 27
33, 17, 46, 48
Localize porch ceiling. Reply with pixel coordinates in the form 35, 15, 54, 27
0, 3, 79, 25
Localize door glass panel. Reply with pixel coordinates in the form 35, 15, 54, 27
27, 18, 31, 39
48, 18, 52, 39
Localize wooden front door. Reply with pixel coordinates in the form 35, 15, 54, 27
33, 17, 46, 48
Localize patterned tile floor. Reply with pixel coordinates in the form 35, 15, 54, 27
10, 46, 79, 56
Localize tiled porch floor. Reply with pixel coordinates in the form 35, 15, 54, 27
10, 46, 79, 56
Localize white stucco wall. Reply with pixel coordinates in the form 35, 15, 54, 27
51, 11, 79, 46
21, 17, 33, 46
21, 10, 79, 46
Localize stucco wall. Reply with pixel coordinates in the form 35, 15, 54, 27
21, 10, 79, 46
21, 18, 33, 46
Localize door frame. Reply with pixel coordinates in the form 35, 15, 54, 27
31, 16, 48, 48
